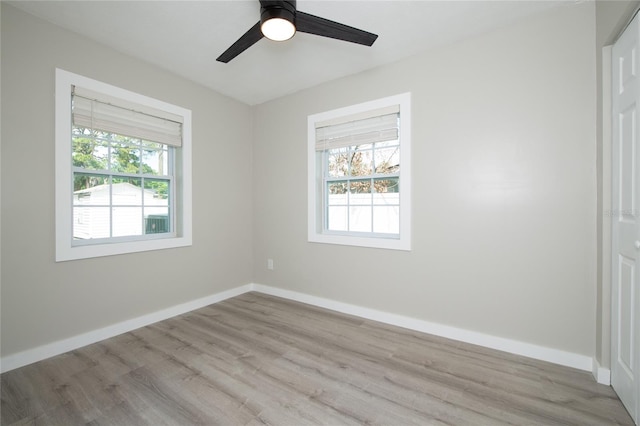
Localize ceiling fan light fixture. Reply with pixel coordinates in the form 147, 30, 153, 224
261, 17, 295, 41
260, 1, 296, 41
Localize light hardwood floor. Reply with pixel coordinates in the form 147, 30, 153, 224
1, 292, 634, 425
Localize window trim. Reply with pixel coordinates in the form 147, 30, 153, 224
55, 68, 192, 261
307, 93, 411, 251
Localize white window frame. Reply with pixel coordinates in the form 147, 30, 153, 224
307, 93, 411, 251
55, 68, 192, 261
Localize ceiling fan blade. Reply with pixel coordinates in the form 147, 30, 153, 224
217, 22, 264, 63
295, 11, 378, 47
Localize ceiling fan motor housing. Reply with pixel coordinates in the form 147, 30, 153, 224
260, 0, 297, 26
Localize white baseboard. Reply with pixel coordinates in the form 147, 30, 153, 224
1, 282, 608, 386
0, 284, 252, 373
592, 358, 611, 385
251, 283, 602, 381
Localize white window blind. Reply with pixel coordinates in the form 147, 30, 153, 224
315, 105, 400, 151
72, 86, 183, 147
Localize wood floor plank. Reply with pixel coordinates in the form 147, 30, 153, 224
1, 292, 634, 425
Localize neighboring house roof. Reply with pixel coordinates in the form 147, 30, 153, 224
74, 182, 155, 196
74, 182, 167, 207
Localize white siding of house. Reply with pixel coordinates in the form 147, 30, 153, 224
73, 182, 168, 239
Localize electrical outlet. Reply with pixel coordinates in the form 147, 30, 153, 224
267, 259, 274, 270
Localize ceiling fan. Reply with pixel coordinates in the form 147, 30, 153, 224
217, 0, 378, 63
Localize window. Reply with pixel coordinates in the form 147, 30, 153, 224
55, 69, 192, 261
308, 93, 411, 250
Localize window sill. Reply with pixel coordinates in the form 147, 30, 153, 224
56, 235, 192, 262
308, 232, 410, 251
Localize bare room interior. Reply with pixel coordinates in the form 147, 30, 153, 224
1, 0, 640, 424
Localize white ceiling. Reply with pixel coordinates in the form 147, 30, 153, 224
10, 0, 571, 105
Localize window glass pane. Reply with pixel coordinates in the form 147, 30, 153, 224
350, 179, 371, 194
72, 128, 108, 171
327, 206, 348, 231
373, 177, 399, 194
145, 208, 170, 234
111, 142, 141, 174
141, 142, 168, 176
328, 181, 348, 194
73, 206, 110, 240
328, 193, 348, 207
373, 191, 400, 207
73, 173, 109, 195
144, 178, 170, 201
328, 182, 348, 206
144, 179, 170, 234
350, 148, 373, 177
349, 206, 372, 232
112, 207, 143, 237
111, 177, 142, 206
328, 148, 349, 177
374, 146, 400, 174
373, 206, 400, 234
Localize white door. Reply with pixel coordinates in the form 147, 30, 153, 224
612, 13, 640, 425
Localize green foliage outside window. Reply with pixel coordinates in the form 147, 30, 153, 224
72, 127, 168, 198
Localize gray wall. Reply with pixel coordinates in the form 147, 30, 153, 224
1, 5, 253, 357
252, 2, 598, 356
